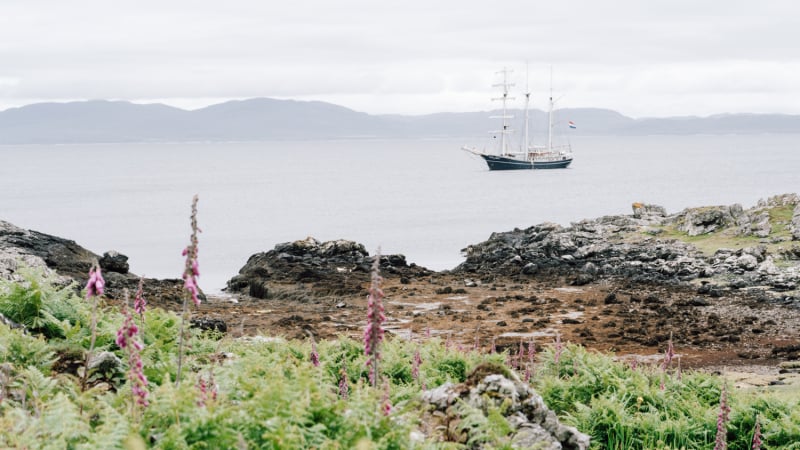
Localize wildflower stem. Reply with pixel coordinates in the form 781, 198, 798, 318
176, 297, 189, 386
176, 195, 200, 387
80, 264, 104, 393
364, 249, 385, 387
81, 295, 99, 392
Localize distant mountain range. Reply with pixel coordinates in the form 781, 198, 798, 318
0, 98, 798, 144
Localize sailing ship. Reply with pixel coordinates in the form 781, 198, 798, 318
463, 67, 573, 170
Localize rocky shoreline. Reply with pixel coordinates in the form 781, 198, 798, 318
456, 193, 800, 293
0, 220, 188, 307
3, 194, 800, 375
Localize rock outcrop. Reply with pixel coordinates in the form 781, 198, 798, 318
673, 204, 744, 236
227, 237, 432, 300
99, 250, 130, 274
455, 215, 710, 284
792, 203, 800, 241
1, 220, 97, 282
455, 194, 800, 294
0, 220, 186, 307
420, 363, 590, 449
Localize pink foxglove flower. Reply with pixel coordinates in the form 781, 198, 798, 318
85, 266, 105, 299
310, 340, 320, 367
176, 195, 201, 387
381, 379, 392, 416
116, 304, 148, 407
339, 358, 349, 400
364, 250, 386, 387
714, 384, 731, 450
133, 277, 147, 317
524, 364, 531, 383
196, 371, 217, 407
182, 195, 201, 306
553, 333, 563, 366
662, 333, 676, 371
412, 347, 422, 380
527, 341, 535, 362
751, 419, 762, 450
81, 264, 105, 392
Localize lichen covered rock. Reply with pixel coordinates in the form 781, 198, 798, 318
419, 363, 590, 449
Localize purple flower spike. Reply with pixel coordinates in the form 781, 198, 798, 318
182, 195, 201, 306
662, 332, 676, 371
117, 303, 148, 407
133, 277, 147, 317
382, 379, 392, 416
85, 266, 105, 299
364, 249, 386, 387
196, 371, 217, 408
310, 340, 320, 367
554, 333, 563, 366
412, 347, 422, 380
528, 341, 536, 364
714, 384, 731, 450
751, 419, 762, 450
338, 358, 349, 400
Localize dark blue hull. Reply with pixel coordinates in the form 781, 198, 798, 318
533, 158, 572, 169
480, 154, 572, 170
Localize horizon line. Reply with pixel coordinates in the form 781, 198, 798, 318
1, 97, 799, 121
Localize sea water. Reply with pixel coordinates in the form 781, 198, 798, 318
2, 134, 799, 292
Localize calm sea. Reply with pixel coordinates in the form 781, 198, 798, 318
2, 135, 799, 292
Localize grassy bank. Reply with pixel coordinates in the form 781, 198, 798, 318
1, 270, 798, 449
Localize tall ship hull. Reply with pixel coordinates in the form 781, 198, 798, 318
534, 157, 572, 169
479, 154, 573, 170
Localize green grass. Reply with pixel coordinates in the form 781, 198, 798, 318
635, 204, 798, 257
1, 271, 799, 449
651, 225, 763, 256
768, 204, 796, 240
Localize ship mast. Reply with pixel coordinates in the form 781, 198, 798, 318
548, 65, 554, 153
491, 68, 514, 155
524, 63, 530, 152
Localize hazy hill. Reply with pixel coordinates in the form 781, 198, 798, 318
0, 98, 798, 144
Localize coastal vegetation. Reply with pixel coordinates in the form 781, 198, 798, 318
0, 268, 798, 449
2, 194, 799, 448
647, 203, 798, 257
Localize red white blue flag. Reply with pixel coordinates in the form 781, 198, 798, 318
568, 121, 577, 129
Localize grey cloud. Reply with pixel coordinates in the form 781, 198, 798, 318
1, 0, 799, 116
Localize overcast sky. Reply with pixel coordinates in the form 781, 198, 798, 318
1, 0, 798, 117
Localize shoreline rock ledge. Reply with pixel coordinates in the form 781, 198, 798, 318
0, 220, 185, 304
454, 193, 800, 296
226, 236, 432, 299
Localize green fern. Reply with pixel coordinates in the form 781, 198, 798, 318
0, 267, 85, 339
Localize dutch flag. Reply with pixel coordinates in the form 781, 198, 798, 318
568, 121, 577, 129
